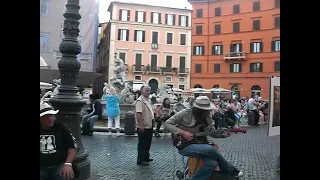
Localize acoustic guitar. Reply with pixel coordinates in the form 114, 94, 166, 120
172, 124, 209, 150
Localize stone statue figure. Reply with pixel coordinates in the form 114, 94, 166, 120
108, 53, 134, 104
101, 82, 110, 100
52, 79, 61, 96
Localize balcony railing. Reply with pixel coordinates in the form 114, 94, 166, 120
146, 65, 161, 73
178, 68, 189, 75
224, 52, 246, 60
132, 64, 145, 73
151, 43, 158, 49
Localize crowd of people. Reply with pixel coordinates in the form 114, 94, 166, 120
40, 85, 269, 179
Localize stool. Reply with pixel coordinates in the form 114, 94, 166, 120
188, 157, 220, 177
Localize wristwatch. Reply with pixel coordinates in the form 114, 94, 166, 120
64, 163, 72, 167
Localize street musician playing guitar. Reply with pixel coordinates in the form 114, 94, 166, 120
164, 96, 243, 179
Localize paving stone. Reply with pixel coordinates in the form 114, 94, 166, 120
82, 125, 280, 180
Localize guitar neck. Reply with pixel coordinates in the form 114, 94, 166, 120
194, 132, 208, 137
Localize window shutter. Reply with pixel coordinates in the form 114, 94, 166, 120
202, 46, 205, 55
230, 44, 233, 52
142, 31, 145, 42
250, 63, 254, 72
134, 30, 137, 41
179, 15, 181, 26
230, 64, 233, 72
239, 64, 242, 72
127, 10, 130, 21
193, 46, 197, 55
259, 63, 263, 72
119, 10, 122, 20
135, 11, 138, 22
159, 13, 162, 24
212, 45, 215, 55
126, 30, 129, 41
173, 14, 176, 25
186, 16, 189, 27
151, 12, 153, 23
118, 29, 121, 40
165, 14, 168, 24
143, 12, 146, 22
260, 42, 263, 52
271, 41, 275, 51
239, 44, 243, 52
250, 43, 254, 53
220, 45, 223, 55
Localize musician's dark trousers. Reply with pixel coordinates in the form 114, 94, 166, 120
179, 144, 236, 180
251, 110, 260, 125
212, 115, 223, 130
137, 128, 153, 163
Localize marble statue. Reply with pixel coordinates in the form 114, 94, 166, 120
52, 79, 61, 96
108, 53, 134, 104
101, 82, 110, 100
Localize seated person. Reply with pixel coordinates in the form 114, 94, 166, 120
40, 103, 77, 180
210, 99, 223, 130
81, 94, 102, 136
164, 96, 243, 180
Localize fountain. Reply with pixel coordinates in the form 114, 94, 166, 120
100, 54, 135, 119
154, 84, 178, 104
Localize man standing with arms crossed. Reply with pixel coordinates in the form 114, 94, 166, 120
135, 85, 154, 166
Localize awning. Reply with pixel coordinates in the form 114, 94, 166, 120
40, 82, 52, 89
40, 69, 102, 86
40, 57, 48, 67
133, 83, 144, 91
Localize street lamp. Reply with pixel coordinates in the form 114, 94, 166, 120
49, 0, 90, 179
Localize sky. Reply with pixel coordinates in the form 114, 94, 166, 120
98, 0, 192, 23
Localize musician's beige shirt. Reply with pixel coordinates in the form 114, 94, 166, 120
135, 95, 154, 129
164, 108, 213, 135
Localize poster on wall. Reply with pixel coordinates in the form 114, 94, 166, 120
268, 76, 280, 137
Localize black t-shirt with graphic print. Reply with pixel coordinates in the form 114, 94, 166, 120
40, 122, 77, 167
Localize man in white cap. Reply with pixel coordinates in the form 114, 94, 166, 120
164, 96, 243, 179
40, 103, 78, 180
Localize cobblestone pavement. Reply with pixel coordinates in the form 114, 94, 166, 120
83, 125, 280, 180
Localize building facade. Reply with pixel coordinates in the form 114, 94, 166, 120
40, 0, 99, 72
98, 1, 192, 94
188, 0, 280, 99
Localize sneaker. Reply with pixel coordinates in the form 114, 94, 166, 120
231, 169, 243, 177
108, 132, 112, 136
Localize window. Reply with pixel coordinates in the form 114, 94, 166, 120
233, 4, 240, 14
230, 63, 241, 73
166, 14, 175, 25
275, 0, 280, 8
179, 84, 186, 90
253, 1, 260, 11
233, 22, 240, 33
179, 15, 188, 27
134, 30, 145, 42
135, 11, 145, 23
120, 9, 130, 21
134, 75, 142, 81
214, 24, 221, 34
196, 9, 203, 18
40, 32, 50, 52
179, 77, 185, 83
253, 20, 260, 30
196, 25, 202, 35
166, 32, 173, 44
250, 42, 263, 53
40, 1, 49, 16
212, 45, 223, 55
135, 53, 142, 71
250, 63, 263, 72
165, 76, 172, 82
151, 55, 158, 71
274, 61, 280, 71
179, 57, 186, 73
230, 43, 242, 52
152, 31, 158, 44
166, 56, 172, 68
195, 64, 202, 73
215, 7, 221, 16
151, 12, 160, 24
118, 29, 129, 41
119, 52, 126, 63
272, 40, 280, 51
193, 46, 204, 55
275, 17, 280, 28
180, 34, 186, 45
214, 64, 220, 73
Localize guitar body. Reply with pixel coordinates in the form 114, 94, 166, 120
172, 124, 208, 150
